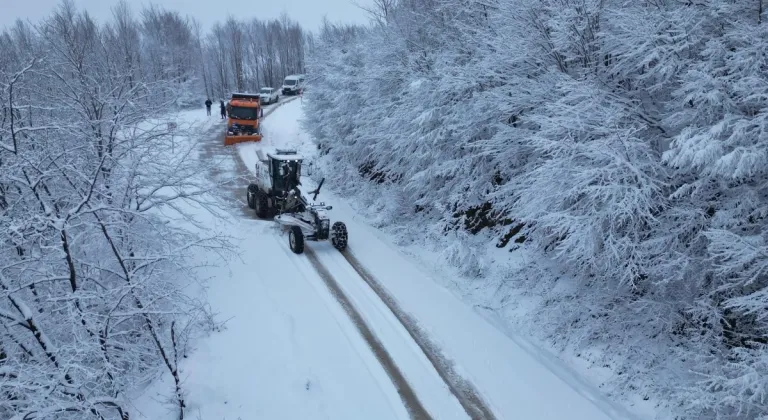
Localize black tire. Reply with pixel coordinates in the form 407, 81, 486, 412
289, 226, 305, 254
331, 222, 348, 251
254, 191, 269, 218
247, 184, 259, 209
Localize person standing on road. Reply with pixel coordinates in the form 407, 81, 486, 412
205, 98, 212, 116
220, 100, 226, 119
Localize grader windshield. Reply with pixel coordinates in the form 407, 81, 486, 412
270, 155, 301, 191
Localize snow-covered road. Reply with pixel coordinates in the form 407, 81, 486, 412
132, 99, 642, 420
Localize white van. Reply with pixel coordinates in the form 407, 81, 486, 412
281, 74, 305, 96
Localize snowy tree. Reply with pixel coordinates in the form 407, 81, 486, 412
199, 15, 308, 98
0, 3, 231, 419
303, 0, 768, 418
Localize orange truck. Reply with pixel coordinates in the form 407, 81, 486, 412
224, 93, 263, 145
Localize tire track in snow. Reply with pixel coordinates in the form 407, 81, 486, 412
224, 99, 495, 419
202, 100, 432, 419
339, 249, 498, 420
303, 246, 434, 420
268, 225, 408, 418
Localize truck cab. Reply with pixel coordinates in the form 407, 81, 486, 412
225, 93, 263, 145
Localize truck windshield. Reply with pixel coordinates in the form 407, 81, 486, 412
284, 79, 296, 86
260, 88, 272, 94
229, 106, 259, 120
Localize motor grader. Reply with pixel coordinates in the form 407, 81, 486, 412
224, 93, 263, 145
246, 149, 348, 254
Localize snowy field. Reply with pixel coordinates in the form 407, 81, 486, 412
131, 99, 649, 420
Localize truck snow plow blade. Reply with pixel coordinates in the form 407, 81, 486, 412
224, 134, 263, 145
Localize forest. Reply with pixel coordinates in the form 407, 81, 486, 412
0, 1, 306, 419
302, 0, 768, 419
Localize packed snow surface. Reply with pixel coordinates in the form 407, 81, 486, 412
132, 99, 645, 420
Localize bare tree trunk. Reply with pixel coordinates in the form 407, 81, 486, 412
170, 321, 185, 420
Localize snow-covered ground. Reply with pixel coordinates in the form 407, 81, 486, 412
131, 99, 648, 420
130, 100, 429, 420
